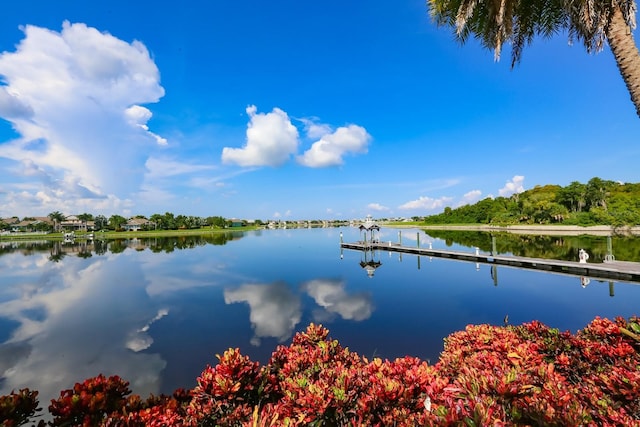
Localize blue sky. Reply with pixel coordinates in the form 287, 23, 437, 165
0, 1, 638, 221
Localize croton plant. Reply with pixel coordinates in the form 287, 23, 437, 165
2, 316, 639, 426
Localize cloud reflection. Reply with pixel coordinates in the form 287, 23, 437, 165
126, 308, 169, 352
224, 282, 301, 346
302, 279, 374, 322
0, 252, 167, 405
0, 240, 376, 406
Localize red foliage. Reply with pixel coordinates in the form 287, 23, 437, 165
48, 374, 132, 426
0, 388, 43, 427
188, 348, 262, 426
3, 317, 640, 426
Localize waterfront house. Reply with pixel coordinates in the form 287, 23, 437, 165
60, 215, 93, 232
1, 217, 19, 228
122, 218, 156, 231
229, 219, 246, 227
10, 217, 53, 232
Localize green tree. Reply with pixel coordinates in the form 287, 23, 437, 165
48, 211, 65, 232
162, 212, 177, 230
175, 214, 188, 229
206, 216, 228, 228
94, 215, 107, 231
585, 177, 614, 210
150, 213, 164, 230
33, 220, 53, 232
77, 213, 93, 221
557, 181, 586, 213
108, 215, 126, 231
424, 177, 640, 226
427, 0, 640, 116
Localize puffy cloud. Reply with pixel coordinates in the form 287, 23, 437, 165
302, 279, 373, 321
398, 196, 453, 211
0, 86, 34, 119
221, 110, 371, 169
221, 105, 299, 167
297, 125, 371, 168
299, 117, 332, 139
458, 189, 482, 206
125, 106, 167, 146
0, 21, 165, 215
367, 203, 389, 211
224, 282, 302, 345
499, 175, 525, 197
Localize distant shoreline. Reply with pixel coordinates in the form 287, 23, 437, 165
391, 224, 640, 236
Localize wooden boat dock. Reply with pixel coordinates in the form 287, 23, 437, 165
340, 241, 640, 283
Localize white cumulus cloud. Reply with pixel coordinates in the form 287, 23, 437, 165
0, 86, 34, 119
399, 196, 453, 211
499, 175, 525, 197
299, 117, 332, 139
0, 21, 165, 216
221, 105, 299, 167
297, 124, 371, 168
458, 189, 482, 206
125, 105, 167, 146
221, 111, 371, 169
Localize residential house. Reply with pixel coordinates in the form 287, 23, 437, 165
1, 217, 19, 230
122, 218, 156, 231
229, 218, 246, 227
10, 217, 53, 232
60, 215, 91, 231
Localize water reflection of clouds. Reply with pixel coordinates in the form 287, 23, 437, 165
224, 279, 374, 345
302, 279, 374, 322
0, 253, 167, 405
0, 236, 379, 405
126, 309, 169, 352
224, 282, 302, 346
141, 249, 248, 296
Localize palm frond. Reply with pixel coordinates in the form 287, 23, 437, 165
427, 0, 636, 64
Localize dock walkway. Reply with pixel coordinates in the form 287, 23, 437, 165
340, 241, 640, 283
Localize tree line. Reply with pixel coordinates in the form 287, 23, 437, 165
0, 212, 255, 232
422, 177, 640, 226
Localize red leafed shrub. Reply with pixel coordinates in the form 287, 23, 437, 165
187, 348, 263, 426
47, 375, 191, 427
0, 388, 43, 427
48, 375, 132, 426
3, 317, 640, 426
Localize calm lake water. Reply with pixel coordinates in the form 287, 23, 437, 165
1, 226, 639, 409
